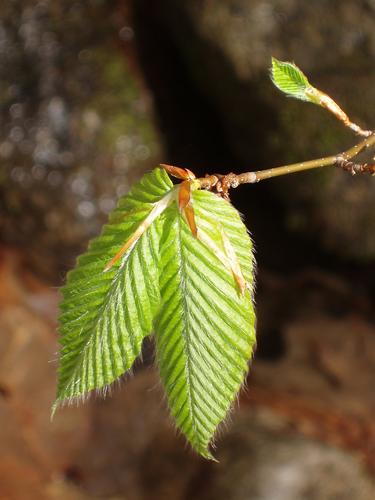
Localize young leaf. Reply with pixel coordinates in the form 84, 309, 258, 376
154, 189, 256, 459
271, 57, 314, 102
270, 57, 359, 132
54, 168, 173, 409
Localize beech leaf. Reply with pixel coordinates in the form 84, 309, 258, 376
154, 189, 256, 458
55, 167, 256, 460
54, 168, 173, 409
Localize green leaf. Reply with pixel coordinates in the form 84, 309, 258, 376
154, 189, 256, 458
54, 168, 173, 409
55, 165, 257, 460
271, 57, 319, 103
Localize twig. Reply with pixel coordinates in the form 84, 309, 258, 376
197, 133, 375, 198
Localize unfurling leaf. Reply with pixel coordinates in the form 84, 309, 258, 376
271, 57, 313, 102
55, 167, 256, 459
270, 57, 354, 128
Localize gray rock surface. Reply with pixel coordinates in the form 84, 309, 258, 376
207, 409, 375, 500
158, 0, 375, 259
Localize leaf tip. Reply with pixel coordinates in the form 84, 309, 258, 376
197, 447, 218, 462
270, 56, 281, 69
184, 168, 196, 181
50, 400, 60, 421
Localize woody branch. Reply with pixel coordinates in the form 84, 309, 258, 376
197, 132, 375, 198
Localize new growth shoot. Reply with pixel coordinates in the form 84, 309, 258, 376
166, 59, 375, 199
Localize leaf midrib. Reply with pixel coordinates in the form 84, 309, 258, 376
175, 214, 203, 449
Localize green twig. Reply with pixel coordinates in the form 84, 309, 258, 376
198, 133, 375, 196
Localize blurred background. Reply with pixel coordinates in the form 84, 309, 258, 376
1, 1, 375, 498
